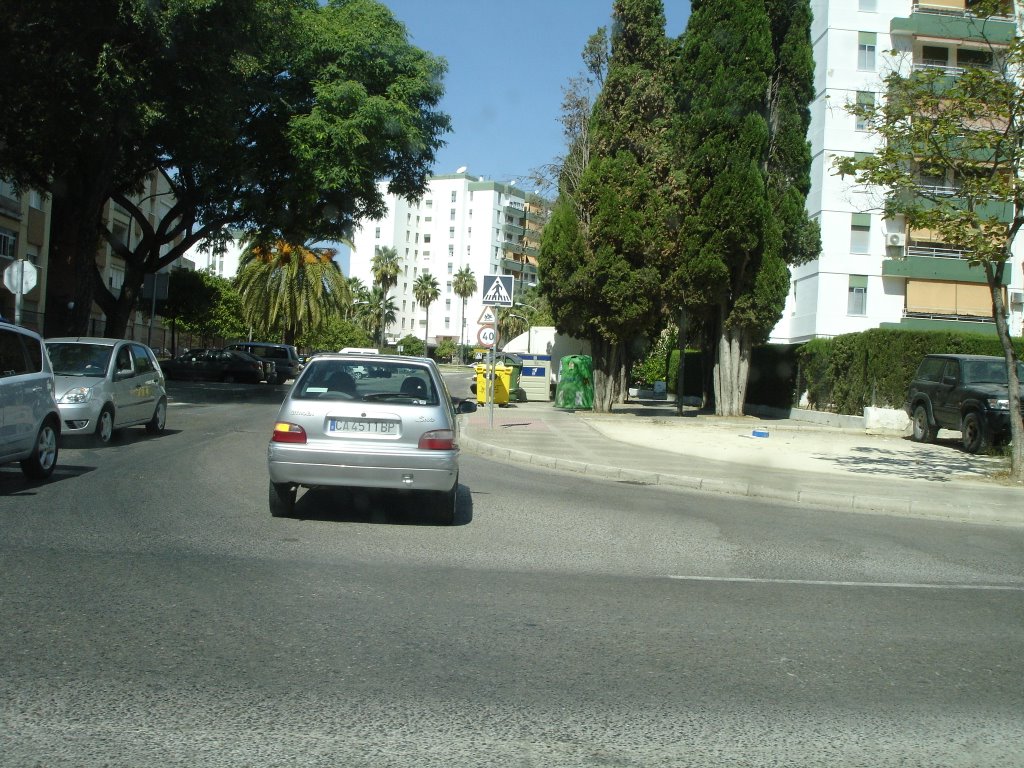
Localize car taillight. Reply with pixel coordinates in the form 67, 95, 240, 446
419, 429, 456, 450
272, 422, 307, 443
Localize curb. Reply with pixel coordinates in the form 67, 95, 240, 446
460, 433, 1024, 527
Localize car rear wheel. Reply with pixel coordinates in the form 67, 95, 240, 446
146, 397, 167, 434
95, 406, 115, 444
20, 420, 59, 480
962, 411, 989, 454
431, 479, 458, 525
911, 404, 936, 443
269, 481, 296, 517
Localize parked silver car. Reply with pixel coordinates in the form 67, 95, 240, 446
0, 321, 60, 479
267, 353, 477, 522
45, 337, 167, 444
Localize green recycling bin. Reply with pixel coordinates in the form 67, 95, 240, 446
554, 354, 593, 410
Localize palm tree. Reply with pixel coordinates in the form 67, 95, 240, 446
371, 246, 401, 347
235, 240, 350, 345
363, 286, 397, 346
452, 266, 477, 363
412, 273, 441, 355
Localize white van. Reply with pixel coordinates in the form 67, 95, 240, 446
0, 321, 61, 479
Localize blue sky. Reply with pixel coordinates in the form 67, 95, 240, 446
380, 1, 692, 185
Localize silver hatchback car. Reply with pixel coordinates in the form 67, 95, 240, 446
267, 354, 477, 522
45, 337, 168, 444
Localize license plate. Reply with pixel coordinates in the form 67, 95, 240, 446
328, 418, 398, 435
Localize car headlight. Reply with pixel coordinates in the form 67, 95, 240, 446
986, 397, 1009, 411
60, 386, 93, 404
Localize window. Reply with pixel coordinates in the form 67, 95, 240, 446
448, 245, 454, 257
450, 208, 456, 221
850, 213, 871, 253
859, 0, 876, 10
450, 191, 457, 202
958, 48, 993, 70
0, 178, 19, 202
921, 45, 949, 67
425, 199, 433, 208
855, 91, 874, 131
0, 227, 17, 260
28, 190, 44, 209
858, 32, 876, 70
424, 234, 431, 244
447, 262, 454, 274
449, 227, 455, 239
375, 227, 380, 239
848, 275, 868, 315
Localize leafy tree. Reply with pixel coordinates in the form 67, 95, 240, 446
835, 0, 1023, 479
172, 270, 247, 348
435, 338, 458, 363
541, 0, 679, 412
397, 334, 425, 357
361, 286, 397, 348
235, 241, 350, 344
413, 273, 441, 351
673, 0, 817, 416
297, 315, 373, 352
0, 0, 449, 338
452, 266, 477, 362
157, 268, 218, 355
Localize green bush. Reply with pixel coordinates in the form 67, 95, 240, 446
796, 328, 1024, 414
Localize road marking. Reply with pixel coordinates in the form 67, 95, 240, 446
665, 575, 1024, 592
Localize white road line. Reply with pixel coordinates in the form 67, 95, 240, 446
665, 575, 1024, 592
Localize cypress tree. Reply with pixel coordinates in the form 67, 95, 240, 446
672, 0, 817, 415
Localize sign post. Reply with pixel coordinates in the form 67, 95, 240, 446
3, 259, 38, 326
479, 275, 513, 428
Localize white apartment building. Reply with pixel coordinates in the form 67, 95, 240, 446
772, 0, 1023, 343
349, 171, 544, 348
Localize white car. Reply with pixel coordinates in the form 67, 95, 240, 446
0, 321, 61, 479
45, 338, 167, 444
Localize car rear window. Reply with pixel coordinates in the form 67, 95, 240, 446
294, 360, 438, 405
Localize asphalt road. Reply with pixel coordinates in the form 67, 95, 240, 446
2, 393, 1023, 767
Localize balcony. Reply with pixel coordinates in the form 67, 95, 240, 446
882, 254, 1009, 284
892, 6, 1014, 44
896, 187, 1014, 223
501, 257, 537, 276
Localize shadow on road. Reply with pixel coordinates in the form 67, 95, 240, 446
284, 484, 474, 527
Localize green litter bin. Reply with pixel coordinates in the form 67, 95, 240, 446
554, 354, 593, 410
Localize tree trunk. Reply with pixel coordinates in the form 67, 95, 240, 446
713, 313, 752, 417
987, 263, 1023, 482
45, 188, 107, 337
590, 337, 620, 413
675, 306, 687, 415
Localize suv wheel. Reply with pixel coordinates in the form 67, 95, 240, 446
20, 420, 59, 480
962, 411, 989, 454
911, 404, 936, 443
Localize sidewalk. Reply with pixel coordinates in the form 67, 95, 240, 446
460, 400, 1024, 526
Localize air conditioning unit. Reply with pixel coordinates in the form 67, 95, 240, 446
887, 232, 907, 247
1010, 291, 1024, 305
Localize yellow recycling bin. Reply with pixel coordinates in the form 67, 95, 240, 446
475, 363, 512, 406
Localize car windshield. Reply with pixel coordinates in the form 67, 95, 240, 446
962, 359, 1024, 384
46, 343, 113, 376
294, 359, 438, 405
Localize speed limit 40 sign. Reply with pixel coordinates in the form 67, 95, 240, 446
477, 325, 496, 348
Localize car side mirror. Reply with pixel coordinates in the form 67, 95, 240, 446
456, 399, 477, 414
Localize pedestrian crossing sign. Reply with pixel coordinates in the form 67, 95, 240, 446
481, 274, 514, 307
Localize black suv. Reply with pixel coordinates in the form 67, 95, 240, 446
905, 353, 1024, 453
225, 342, 303, 384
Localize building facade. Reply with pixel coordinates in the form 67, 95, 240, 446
349, 172, 545, 349
0, 179, 51, 332
771, 0, 1022, 344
